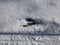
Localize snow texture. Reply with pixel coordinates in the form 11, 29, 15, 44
0, 0, 60, 45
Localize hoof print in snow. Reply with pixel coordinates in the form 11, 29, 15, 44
23, 17, 48, 27
23, 18, 35, 27
26, 18, 48, 25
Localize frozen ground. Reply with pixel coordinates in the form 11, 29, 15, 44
0, 0, 60, 45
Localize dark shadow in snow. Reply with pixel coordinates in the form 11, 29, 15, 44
23, 18, 49, 27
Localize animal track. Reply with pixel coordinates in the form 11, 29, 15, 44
23, 18, 35, 27
23, 18, 48, 27
22, 17, 60, 29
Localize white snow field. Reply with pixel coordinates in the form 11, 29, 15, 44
0, 0, 60, 45
0, 0, 60, 33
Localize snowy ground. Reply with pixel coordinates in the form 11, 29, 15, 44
0, 35, 60, 45
0, 0, 60, 45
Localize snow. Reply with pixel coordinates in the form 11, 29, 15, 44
0, 0, 60, 45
